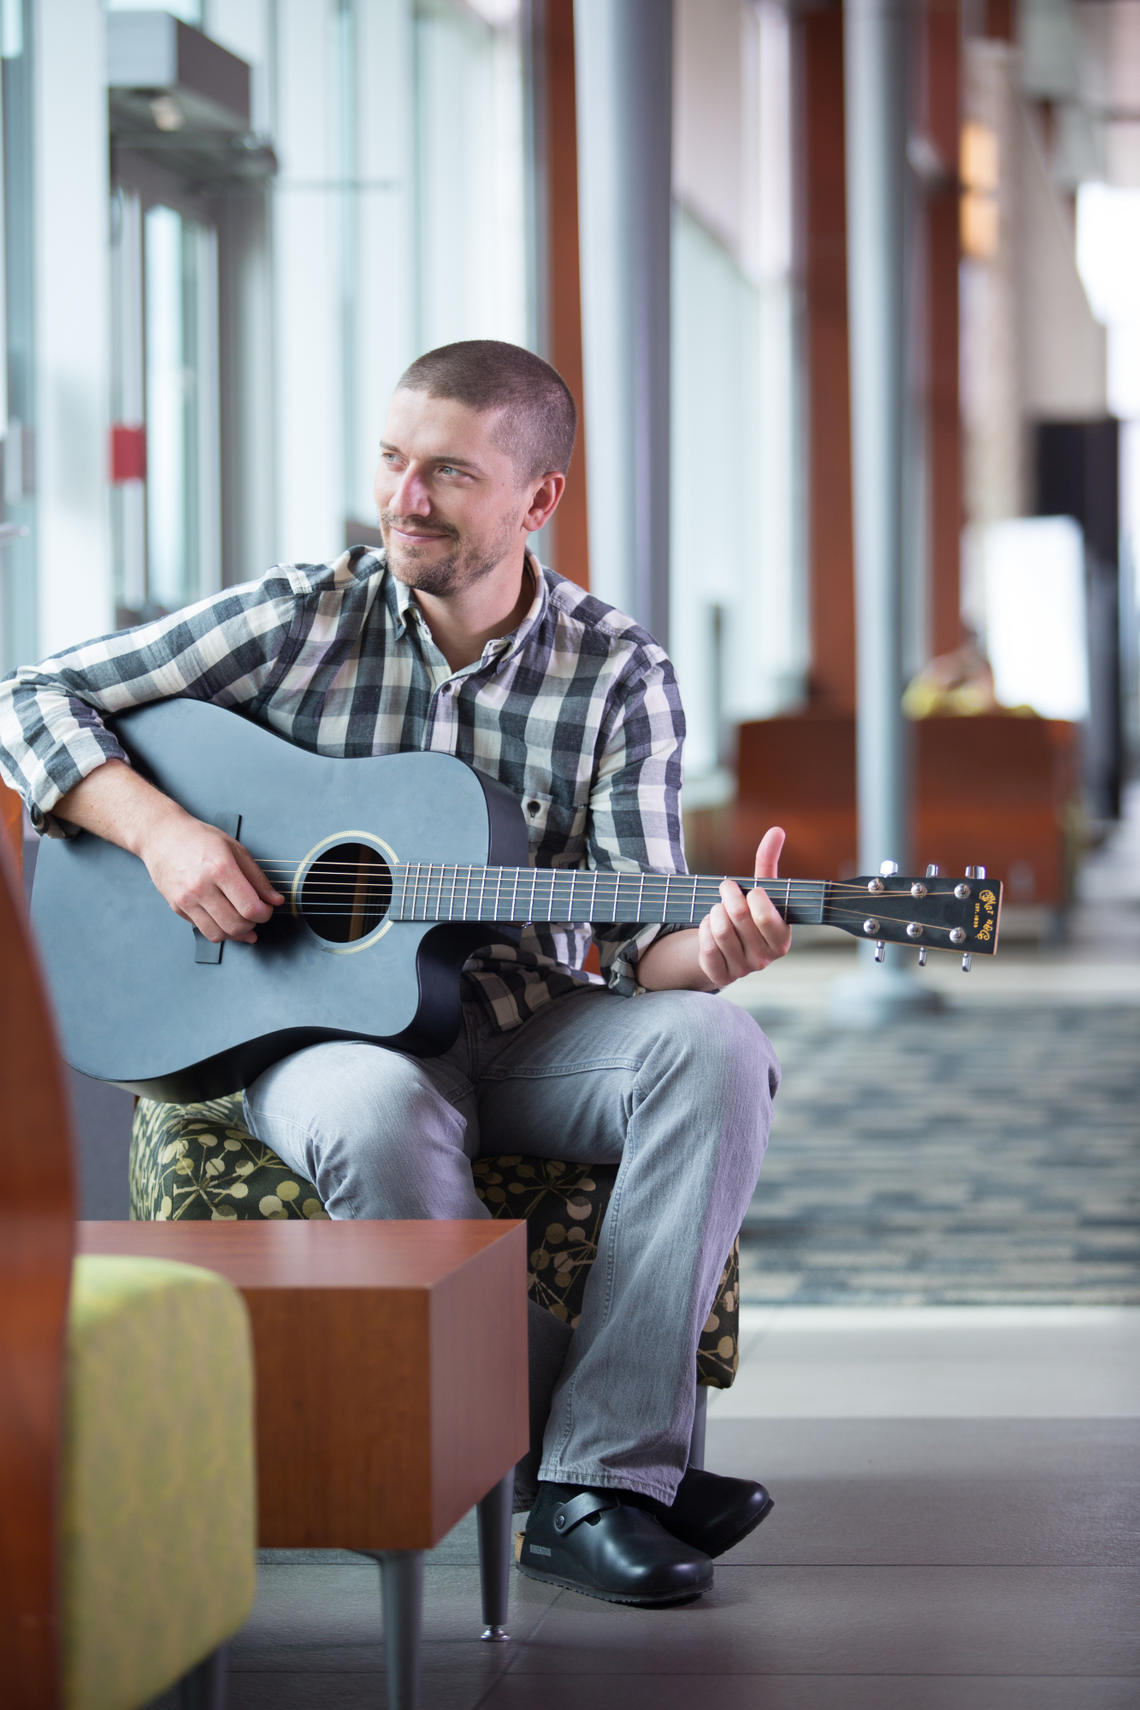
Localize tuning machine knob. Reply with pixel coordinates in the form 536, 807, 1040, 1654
961, 953, 973, 973
917, 947, 928, 967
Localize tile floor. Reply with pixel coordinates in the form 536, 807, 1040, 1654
198, 1304, 1140, 1710
155, 795, 1140, 1709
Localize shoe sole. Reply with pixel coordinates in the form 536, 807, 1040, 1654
516, 1559, 711, 1607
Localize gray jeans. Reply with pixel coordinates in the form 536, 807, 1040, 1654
243, 984, 779, 1504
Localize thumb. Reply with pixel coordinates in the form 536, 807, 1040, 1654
754, 826, 786, 880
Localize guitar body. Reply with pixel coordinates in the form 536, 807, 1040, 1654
31, 700, 529, 1101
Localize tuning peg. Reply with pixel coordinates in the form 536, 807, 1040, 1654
917, 947, 928, 967
925, 863, 940, 878
965, 865, 986, 880
879, 860, 900, 876
874, 941, 886, 963
961, 953, 973, 973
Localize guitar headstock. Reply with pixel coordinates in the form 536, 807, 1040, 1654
824, 864, 1002, 970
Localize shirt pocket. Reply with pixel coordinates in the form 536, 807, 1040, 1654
520, 790, 589, 870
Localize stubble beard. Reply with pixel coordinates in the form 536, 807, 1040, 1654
381, 511, 522, 598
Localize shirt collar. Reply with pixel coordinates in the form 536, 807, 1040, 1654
384, 549, 549, 661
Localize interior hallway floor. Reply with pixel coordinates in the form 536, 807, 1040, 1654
154, 792, 1140, 1710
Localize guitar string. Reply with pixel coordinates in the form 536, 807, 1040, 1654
250, 855, 960, 883
251, 860, 945, 887
269, 898, 968, 935
250, 862, 954, 900
265, 882, 962, 906
263, 886, 964, 913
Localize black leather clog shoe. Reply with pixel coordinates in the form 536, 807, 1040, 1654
643, 1466, 774, 1559
517, 1483, 714, 1607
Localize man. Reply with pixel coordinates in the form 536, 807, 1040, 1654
0, 340, 789, 1607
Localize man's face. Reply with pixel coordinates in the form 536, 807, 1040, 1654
374, 388, 533, 598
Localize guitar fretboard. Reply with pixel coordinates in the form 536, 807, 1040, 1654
391, 865, 829, 928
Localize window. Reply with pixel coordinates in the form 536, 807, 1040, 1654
110, 166, 220, 622
671, 0, 806, 781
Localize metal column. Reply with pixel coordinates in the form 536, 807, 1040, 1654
575, 0, 672, 642
832, 0, 940, 1022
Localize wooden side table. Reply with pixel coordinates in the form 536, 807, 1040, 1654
78, 1218, 529, 1710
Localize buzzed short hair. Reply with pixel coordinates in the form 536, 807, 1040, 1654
396, 340, 577, 483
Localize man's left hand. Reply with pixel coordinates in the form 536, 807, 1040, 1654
696, 827, 792, 988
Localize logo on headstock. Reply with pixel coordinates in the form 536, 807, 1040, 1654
973, 887, 997, 943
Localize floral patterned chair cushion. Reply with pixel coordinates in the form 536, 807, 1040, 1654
130, 1096, 739, 1390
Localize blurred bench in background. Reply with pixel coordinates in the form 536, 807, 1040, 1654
685, 713, 1081, 926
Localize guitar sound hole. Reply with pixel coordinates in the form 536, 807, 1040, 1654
301, 842, 392, 944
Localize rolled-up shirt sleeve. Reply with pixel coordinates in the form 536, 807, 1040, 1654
0, 572, 301, 835
587, 658, 689, 996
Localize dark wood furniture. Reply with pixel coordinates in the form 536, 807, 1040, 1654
703, 713, 1081, 914
0, 809, 74, 1703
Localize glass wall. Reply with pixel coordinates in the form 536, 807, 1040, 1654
101, 0, 532, 615
670, 0, 805, 783
110, 171, 220, 623
0, 0, 35, 675
413, 0, 530, 357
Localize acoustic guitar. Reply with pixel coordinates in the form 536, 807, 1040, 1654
30, 699, 1002, 1102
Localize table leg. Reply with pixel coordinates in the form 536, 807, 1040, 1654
178, 1643, 228, 1709
379, 1550, 424, 1710
476, 1470, 514, 1641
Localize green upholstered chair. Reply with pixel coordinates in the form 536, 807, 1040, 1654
129, 1094, 742, 1459
0, 829, 257, 1710
63, 1255, 256, 1709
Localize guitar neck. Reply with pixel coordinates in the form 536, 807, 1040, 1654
391, 865, 825, 928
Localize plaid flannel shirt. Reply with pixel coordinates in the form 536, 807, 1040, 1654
0, 548, 688, 1030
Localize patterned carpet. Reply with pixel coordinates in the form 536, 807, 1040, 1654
737, 1004, 1140, 1306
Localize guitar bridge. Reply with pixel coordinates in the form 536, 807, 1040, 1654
193, 811, 242, 964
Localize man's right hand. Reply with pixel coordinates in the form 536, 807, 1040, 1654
54, 756, 284, 944
138, 814, 284, 944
